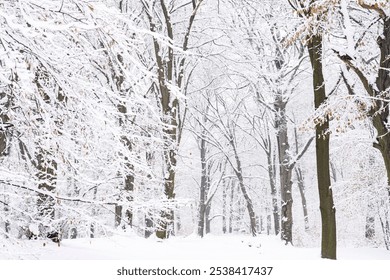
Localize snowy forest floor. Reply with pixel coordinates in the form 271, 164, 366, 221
1, 234, 390, 260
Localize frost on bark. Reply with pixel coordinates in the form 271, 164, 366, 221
336, 5, 390, 198
197, 135, 208, 237
115, 102, 135, 229
1, 82, 12, 236
142, 0, 204, 239
336, 5, 390, 250
33, 67, 59, 228
274, 93, 293, 244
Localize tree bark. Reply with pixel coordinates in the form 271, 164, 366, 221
228, 181, 235, 234
295, 167, 309, 231
36, 152, 57, 221
231, 138, 257, 236
275, 94, 293, 244
197, 136, 207, 237
265, 140, 280, 235
372, 17, 390, 197
337, 15, 390, 201
308, 34, 337, 260
222, 179, 228, 234
294, 127, 309, 231
205, 163, 212, 234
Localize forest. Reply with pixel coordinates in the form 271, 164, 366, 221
1, 0, 390, 260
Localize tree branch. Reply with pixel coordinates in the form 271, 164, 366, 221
333, 49, 377, 98
289, 136, 315, 169
357, 0, 386, 18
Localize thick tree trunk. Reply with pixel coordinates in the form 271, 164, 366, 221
36, 152, 57, 222
372, 17, 390, 196
156, 144, 177, 239
308, 34, 337, 260
275, 94, 293, 244
115, 205, 122, 228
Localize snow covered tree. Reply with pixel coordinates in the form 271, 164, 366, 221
138, 0, 205, 239
286, 0, 337, 259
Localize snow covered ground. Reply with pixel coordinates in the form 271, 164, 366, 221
1, 234, 389, 260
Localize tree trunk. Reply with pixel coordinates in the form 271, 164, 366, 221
231, 139, 257, 236
294, 127, 309, 231
156, 144, 177, 239
197, 136, 207, 237
308, 34, 337, 260
222, 180, 227, 234
266, 143, 280, 235
296, 168, 309, 231
145, 212, 154, 238
372, 17, 390, 196
228, 181, 235, 234
0, 91, 11, 236
205, 164, 212, 234
267, 214, 272, 235
90, 185, 98, 238
36, 152, 57, 222
295, 167, 309, 231
205, 202, 211, 234
275, 94, 293, 244
115, 204, 122, 228
0, 91, 10, 157
365, 216, 375, 240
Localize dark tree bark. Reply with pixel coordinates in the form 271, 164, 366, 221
308, 34, 337, 260
142, 0, 204, 239
274, 94, 293, 244
371, 17, 390, 196
145, 212, 154, 238
115, 103, 135, 228
33, 68, 59, 227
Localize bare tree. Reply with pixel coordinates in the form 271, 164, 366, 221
140, 0, 205, 239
